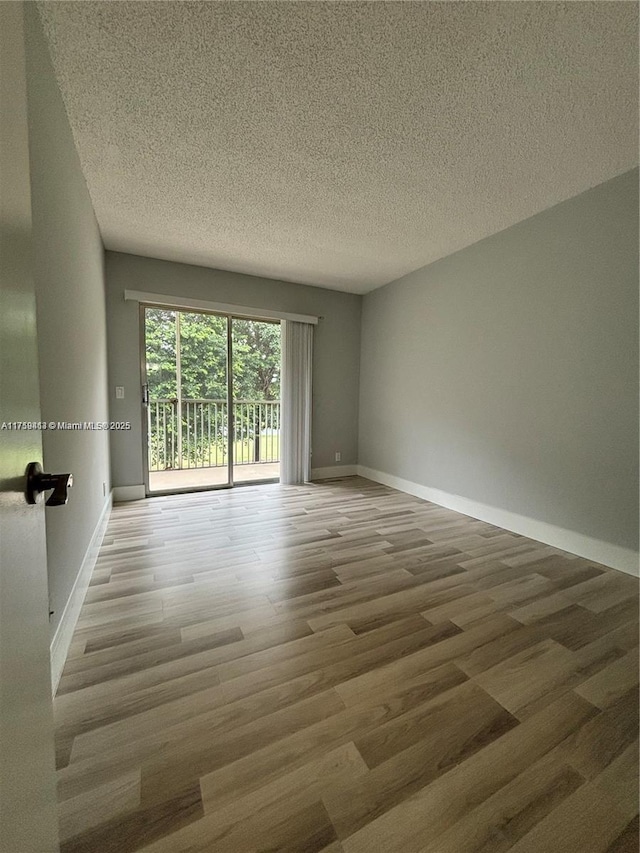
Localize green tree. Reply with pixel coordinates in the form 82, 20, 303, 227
145, 310, 281, 401
145, 309, 177, 399
178, 312, 228, 399
232, 319, 281, 400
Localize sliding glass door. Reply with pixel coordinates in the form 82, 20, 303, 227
142, 306, 281, 495
232, 318, 281, 484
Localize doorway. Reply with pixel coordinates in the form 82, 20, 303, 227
142, 306, 281, 494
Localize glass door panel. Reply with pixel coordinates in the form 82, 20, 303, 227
231, 318, 281, 484
145, 307, 230, 493
145, 308, 178, 486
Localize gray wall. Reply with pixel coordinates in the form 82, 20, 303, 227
105, 251, 361, 488
25, 5, 111, 639
359, 169, 639, 551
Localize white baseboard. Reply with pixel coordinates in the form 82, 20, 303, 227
50, 491, 113, 695
113, 484, 146, 502
357, 465, 639, 577
311, 465, 358, 480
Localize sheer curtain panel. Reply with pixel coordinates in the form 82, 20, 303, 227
280, 320, 313, 484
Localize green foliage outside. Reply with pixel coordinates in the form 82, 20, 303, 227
145, 309, 281, 470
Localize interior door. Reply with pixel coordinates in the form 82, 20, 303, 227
0, 4, 60, 852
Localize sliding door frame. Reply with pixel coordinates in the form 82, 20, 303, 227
140, 304, 151, 496
140, 302, 280, 497
226, 314, 234, 489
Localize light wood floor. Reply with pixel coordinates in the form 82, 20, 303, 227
55, 477, 639, 853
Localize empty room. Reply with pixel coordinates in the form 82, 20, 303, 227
1, 2, 638, 852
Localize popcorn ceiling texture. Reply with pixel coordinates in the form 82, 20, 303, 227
37, 1, 638, 294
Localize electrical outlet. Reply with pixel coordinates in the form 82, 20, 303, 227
115, 386, 125, 399
335, 451, 341, 462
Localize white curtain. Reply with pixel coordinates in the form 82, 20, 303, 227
280, 320, 313, 484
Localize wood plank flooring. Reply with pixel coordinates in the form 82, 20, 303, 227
54, 477, 639, 853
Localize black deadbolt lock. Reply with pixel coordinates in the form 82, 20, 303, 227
25, 462, 73, 507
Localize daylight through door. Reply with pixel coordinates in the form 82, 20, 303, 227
143, 307, 281, 494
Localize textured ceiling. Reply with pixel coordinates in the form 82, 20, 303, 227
38, 2, 638, 294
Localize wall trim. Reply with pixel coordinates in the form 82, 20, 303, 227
357, 465, 639, 577
50, 490, 113, 695
113, 484, 146, 502
124, 289, 319, 325
311, 465, 357, 480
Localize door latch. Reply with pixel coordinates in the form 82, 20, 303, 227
25, 462, 73, 506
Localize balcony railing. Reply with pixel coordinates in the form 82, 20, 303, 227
148, 399, 280, 472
